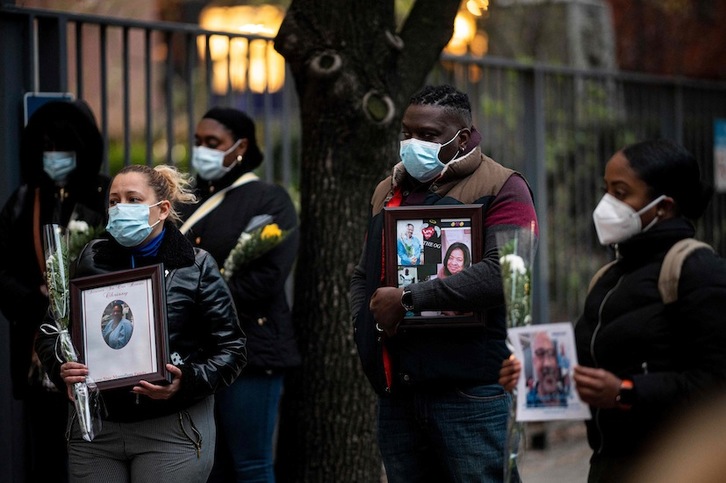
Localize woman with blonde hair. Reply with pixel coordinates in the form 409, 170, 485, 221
37, 164, 247, 483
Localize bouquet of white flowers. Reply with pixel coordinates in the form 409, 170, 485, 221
40, 224, 101, 442
67, 219, 105, 264
498, 253, 532, 329
496, 223, 537, 482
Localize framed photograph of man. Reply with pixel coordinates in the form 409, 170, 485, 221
383, 204, 483, 328
70, 264, 171, 391
507, 322, 591, 422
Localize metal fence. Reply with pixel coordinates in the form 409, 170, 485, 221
3, 4, 726, 323
431, 56, 726, 321
0, 4, 301, 189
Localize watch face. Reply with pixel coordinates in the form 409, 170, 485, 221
402, 290, 414, 311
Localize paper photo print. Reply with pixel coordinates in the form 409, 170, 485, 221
508, 322, 591, 422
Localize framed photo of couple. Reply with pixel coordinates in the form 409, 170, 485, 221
383, 204, 484, 328
70, 264, 171, 391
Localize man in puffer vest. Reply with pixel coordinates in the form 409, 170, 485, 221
350, 84, 538, 482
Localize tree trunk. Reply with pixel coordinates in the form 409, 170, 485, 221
274, 1, 459, 481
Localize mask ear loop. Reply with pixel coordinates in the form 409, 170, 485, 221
222, 139, 242, 156
656, 195, 677, 218
223, 139, 244, 169
148, 200, 169, 229
639, 195, 667, 232
442, 129, 462, 163
635, 195, 667, 217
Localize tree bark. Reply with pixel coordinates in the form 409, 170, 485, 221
274, 1, 459, 481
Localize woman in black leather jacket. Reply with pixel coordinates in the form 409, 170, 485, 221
36, 164, 246, 483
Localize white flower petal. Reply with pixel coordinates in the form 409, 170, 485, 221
68, 220, 89, 233
500, 254, 527, 274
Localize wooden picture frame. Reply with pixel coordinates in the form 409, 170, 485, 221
70, 264, 170, 391
384, 204, 485, 328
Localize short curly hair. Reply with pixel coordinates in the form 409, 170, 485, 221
409, 85, 472, 126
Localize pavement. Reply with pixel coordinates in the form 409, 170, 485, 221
378, 420, 592, 483
518, 421, 591, 483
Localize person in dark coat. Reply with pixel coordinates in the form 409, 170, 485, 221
0, 99, 108, 482
350, 85, 538, 482
181, 107, 300, 482
501, 139, 726, 482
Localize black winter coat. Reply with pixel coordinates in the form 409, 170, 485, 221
0, 100, 108, 398
36, 223, 247, 422
181, 165, 300, 371
575, 218, 726, 466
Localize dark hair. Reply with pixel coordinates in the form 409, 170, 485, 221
201, 107, 263, 171
409, 85, 472, 126
622, 139, 712, 220
443, 242, 472, 276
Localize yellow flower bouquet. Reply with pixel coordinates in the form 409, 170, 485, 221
222, 216, 289, 281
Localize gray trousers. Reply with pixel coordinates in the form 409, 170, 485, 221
66, 396, 215, 483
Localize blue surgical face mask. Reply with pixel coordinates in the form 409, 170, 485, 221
192, 140, 241, 181
106, 201, 163, 247
399, 130, 461, 182
43, 151, 77, 182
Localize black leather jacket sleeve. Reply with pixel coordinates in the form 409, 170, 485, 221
174, 249, 247, 400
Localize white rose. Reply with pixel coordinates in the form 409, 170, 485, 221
500, 254, 526, 275
68, 220, 89, 233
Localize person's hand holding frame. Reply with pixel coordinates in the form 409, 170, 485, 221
383, 204, 484, 328
70, 264, 171, 391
